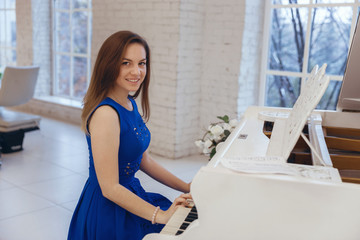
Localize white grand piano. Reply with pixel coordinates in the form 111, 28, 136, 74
144, 17, 360, 240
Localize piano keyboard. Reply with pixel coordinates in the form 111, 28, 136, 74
161, 205, 198, 235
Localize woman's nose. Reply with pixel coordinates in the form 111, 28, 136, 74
131, 66, 140, 75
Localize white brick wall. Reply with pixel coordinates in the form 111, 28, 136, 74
237, 0, 264, 114
199, 0, 246, 133
31, 0, 52, 97
91, 0, 182, 158
175, 0, 203, 158
13, 0, 264, 159
16, 0, 33, 66
16, 0, 52, 97
198, 0, 264, 140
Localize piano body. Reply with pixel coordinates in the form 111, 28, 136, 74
144, 17, 360, 240
180, 109, 360, 240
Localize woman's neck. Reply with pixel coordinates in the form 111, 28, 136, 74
108, 92, 132, 110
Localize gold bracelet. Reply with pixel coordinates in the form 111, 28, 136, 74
151, 206, 160, 224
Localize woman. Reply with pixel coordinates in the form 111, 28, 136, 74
68, 31, 192, 240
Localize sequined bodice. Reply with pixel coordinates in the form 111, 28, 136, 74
87, 97, 151, 185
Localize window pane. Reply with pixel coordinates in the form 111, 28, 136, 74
73, 57, 87, 98
315, 0, 354, 3
0, 50, 5, 66
308, 7, 352, 75
5, 49, 12, 63
5, 0, 15, 9
0, 6, 16, 66
317, 80, 342, 110
7, 10, 16, 47
272, 0, 310, 4
72, 11, 88, 54
269, 7, 308, 72
56, 12, 70, 52
265, 75, 301, 108
11, 49, 16, 63
73, 0, 88, 9
55, 0, 70, 10
54, 0, 92, 100
56, 55, 71, 96
1, 48, 16, 66
0, 13, 5, 45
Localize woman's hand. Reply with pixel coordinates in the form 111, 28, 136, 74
156, 193, 192, 224
185, 182, 192, 193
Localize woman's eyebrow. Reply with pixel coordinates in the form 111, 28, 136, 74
123, 58, 147, 61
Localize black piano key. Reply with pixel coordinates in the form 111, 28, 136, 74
190, 210, 197, 216
187, 207, 198, 220
179, 222, 190, 230
188, 211, 197, 217
173, 205, 199, 236
185, 213, 197, 222
191, 206, 197, 213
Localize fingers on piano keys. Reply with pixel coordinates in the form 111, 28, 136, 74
185, 199, 194, 208
161, 205, 198, 236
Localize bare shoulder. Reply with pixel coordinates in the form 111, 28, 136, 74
92, 105, 119, 121
89, 105, 120, 133
93, 105, 117, 116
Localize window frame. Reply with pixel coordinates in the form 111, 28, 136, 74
52, 0, 92, 100
259, 0, 360, 108
0, 0, 16, 67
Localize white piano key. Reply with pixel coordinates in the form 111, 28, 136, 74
161, 207, 192, 235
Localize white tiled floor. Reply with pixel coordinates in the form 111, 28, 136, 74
0, 115, 207, 240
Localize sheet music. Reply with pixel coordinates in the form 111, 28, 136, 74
266, 64, 330, 160
221, 156, 341, 182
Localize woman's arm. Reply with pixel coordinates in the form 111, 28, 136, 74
140, 150, 191, 193
89, 106, 190, 224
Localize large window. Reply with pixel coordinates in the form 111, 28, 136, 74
0, 0, 16, 67
53, 0, 92, 100
261, 0, 360, 110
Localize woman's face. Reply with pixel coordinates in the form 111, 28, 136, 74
115, 43, 147, 95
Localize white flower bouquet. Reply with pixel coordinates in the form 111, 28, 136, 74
195, 115, 238, 159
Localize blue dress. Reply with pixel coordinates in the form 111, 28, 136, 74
68, 97, 172, 240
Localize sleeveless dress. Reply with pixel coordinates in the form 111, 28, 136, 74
68, 97, 172, 240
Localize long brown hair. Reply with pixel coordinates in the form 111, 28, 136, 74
81, 31, 151, 133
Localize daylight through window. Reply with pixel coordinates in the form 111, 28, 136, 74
53, 0, 92, 100
262, 0, 360, 110
0, 0, 16, 67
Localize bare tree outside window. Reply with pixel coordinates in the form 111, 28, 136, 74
53, 0, 92, 100
264, 0, 359, 110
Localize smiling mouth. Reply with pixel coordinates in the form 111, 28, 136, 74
126, 79, 140, 83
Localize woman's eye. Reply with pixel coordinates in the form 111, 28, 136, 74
122, 61, 130, 65
139, 62, 146, 66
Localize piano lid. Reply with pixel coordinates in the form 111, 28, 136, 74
337, 14, 360, 112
